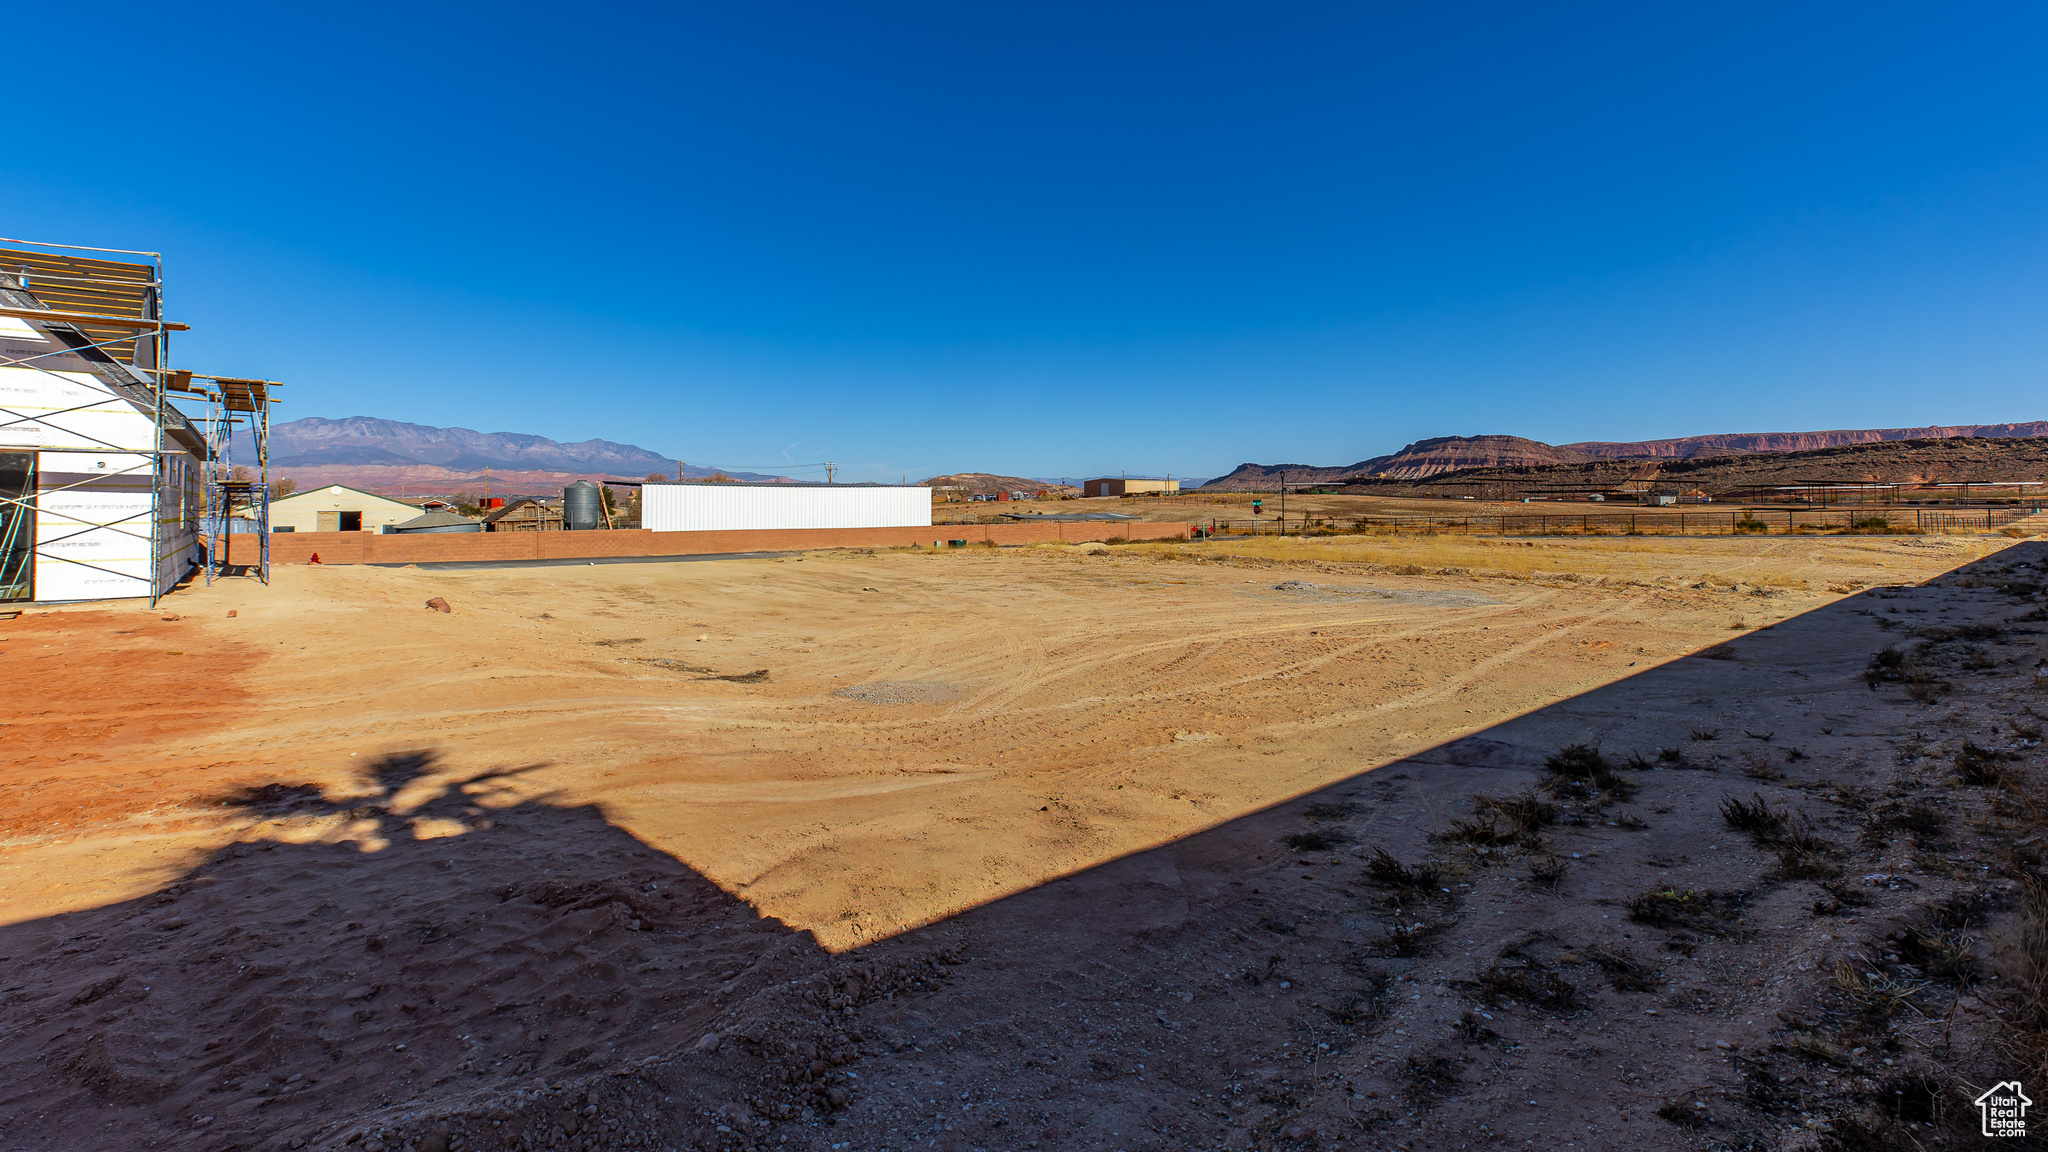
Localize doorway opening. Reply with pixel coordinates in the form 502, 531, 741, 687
0, 453, 30, 600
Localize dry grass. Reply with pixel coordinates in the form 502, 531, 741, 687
1832, 958, 1923, 1019
1120, 532, 2011, 591
2005, 873, 2048, 1081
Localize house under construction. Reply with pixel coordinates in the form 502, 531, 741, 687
0, 238, 278, 604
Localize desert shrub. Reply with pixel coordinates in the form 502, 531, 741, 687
1897, 925, 1977, 982
1955, 741, 2018, 786
1824, 783, 1874, 810
1720, 793, 1789, 837
1775, 845, 1844, 880
1543, 743, 1637, 800
1626, 887, 1745, 936
1814, 879, 1873, 916
1865, 645, 1906, 686
1722, 794, 1840, 864
1378, 922, 1434, 957
1546, 743, 1607, 777
1864, 644, 1949, 700
1439, 816, 1520, 847
1905, 679, 1951, 703
1833, 958, 1922, 1019
1586, 944, 1660, 992
1734, 516, 1770, 534
1472, 793, 1557, 834
1471, 962, 1583, 1013
1366, 848, 1438, 889
1457, 1011, 1503, 1045
1738, 753, 1783, 781
1862, 799, 1945, 846
1399, 1055, 1466, 1108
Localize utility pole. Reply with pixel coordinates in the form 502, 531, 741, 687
1280, 470, 1287, 531
825, 462, 837, 484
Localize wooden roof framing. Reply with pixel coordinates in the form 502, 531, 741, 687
0, 246, 161, 364
209, 376, 279, 413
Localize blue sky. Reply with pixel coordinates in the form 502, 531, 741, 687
6, 3, 2047, 482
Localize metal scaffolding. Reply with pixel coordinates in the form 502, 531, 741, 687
182, 373, 281, 585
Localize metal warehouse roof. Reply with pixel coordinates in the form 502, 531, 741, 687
394, 510, 480, 531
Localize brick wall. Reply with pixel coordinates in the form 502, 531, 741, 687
225, 521, 1190, 566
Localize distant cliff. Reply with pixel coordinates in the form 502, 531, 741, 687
1199, 423, 2048, 488
1203, 435, 1587, 489
1563, 422, 2048, 459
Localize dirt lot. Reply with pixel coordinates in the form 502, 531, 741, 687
3, 531, 2046, 1151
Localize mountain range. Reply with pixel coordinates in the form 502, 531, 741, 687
1199, 422, 2048, 489
230, 417, 787, 494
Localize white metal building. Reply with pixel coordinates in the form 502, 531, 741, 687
641, 484, 931, 532
0, 246, 208, 604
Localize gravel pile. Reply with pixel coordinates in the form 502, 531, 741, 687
1270, 581, 1497, 607
832, 681, 962, 705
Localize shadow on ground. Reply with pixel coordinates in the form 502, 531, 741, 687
5, 544, 2046, 1152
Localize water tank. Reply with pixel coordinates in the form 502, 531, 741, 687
563, 481, 603, 531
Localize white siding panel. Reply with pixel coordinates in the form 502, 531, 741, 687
35, 451, 155, 601
642, 486, 931, 532
0, 366, 161, 453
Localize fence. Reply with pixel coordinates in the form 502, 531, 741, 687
222, 520, 1193, 566
1196, 507, 2042, 538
